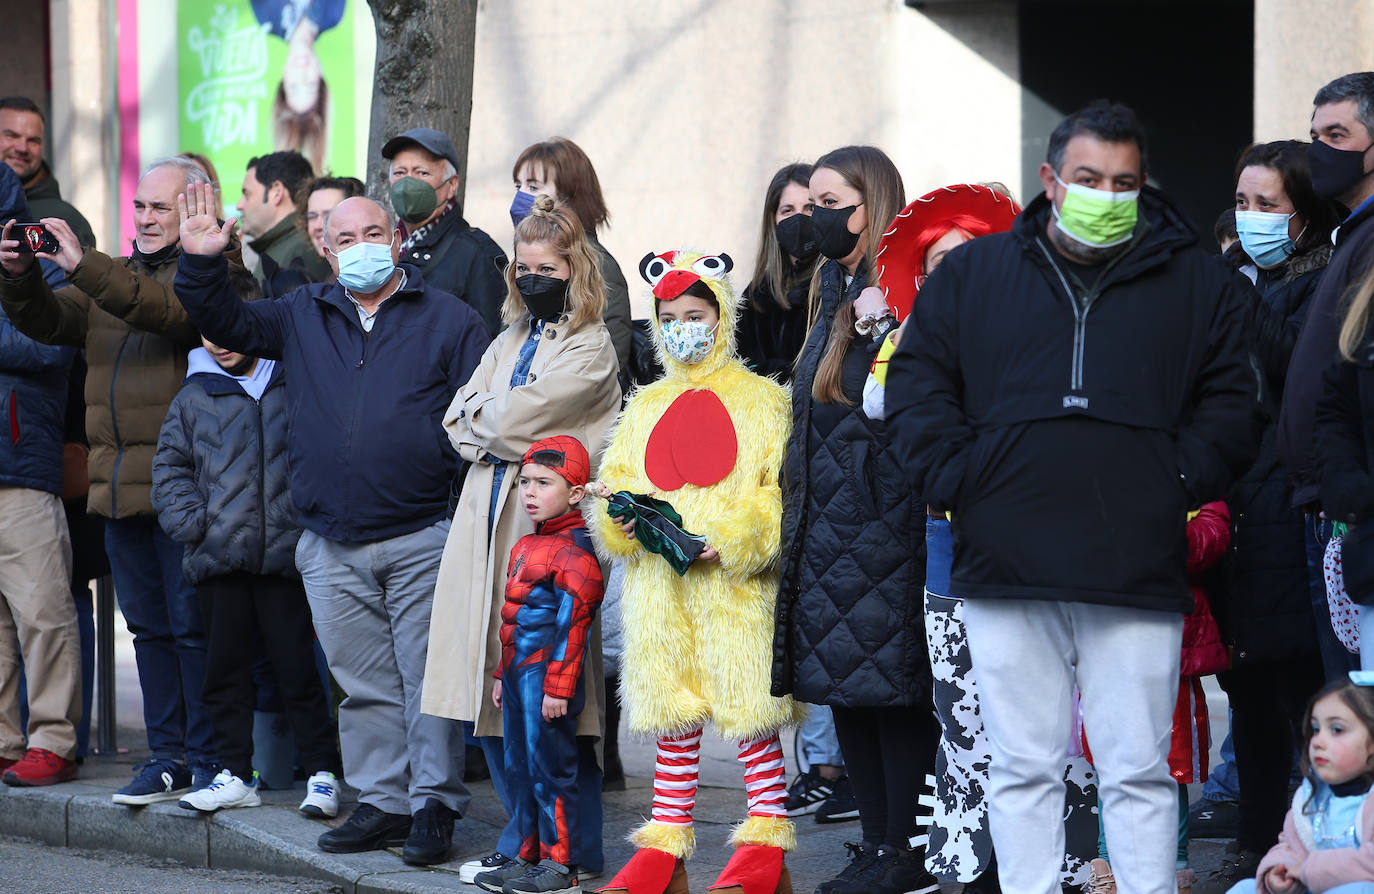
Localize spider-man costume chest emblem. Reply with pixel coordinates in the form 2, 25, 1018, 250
644, 389, 737, 491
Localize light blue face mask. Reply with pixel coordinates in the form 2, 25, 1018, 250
1235, 209, 1300, 268
332, 236, 397, 292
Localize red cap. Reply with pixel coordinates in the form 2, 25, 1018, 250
522, 435, 591, 488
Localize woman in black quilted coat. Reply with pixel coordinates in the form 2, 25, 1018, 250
770, 145, 936, 894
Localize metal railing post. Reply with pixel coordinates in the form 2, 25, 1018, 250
95, 574, 116, 754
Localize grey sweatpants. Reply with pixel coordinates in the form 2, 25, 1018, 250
963, 598, 1183, 894
296, 521, 469, 815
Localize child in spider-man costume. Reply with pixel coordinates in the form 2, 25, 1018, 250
476, 435, 604, 894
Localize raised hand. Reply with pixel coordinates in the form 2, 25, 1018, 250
177, 181, 236, 257
40, 217, 86, 273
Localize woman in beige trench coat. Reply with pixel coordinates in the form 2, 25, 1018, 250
419, 197, 621, 871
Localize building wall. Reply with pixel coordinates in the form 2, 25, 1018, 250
50, 0, 116, 251
1254, 0, 1374, 141
463, 0, 1021, 316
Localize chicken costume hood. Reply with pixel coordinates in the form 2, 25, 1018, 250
591, 248, 799, 892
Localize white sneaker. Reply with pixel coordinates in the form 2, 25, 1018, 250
461, 851, 515, 884
298, 770, 339, 818
178, 769, 261, 813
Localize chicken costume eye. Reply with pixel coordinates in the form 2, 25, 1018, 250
691, 255, 732, 277
639, 252, 676, 285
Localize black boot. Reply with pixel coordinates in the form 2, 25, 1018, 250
317, 802, 411, 853
402, 797, 455, 865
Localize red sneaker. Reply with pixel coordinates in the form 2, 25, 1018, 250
0, 756, 16, 773
2, 748, 78, 786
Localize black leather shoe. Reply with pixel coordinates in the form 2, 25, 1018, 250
402, 797, 455, 865
317, 802, 411, 853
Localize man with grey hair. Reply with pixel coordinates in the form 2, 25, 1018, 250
382, 127, 507, 335
0, 154, 259, 805
1278, 71, 1374, 689
174, 185, 489, 865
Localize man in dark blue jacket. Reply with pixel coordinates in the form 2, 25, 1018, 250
1279, 72, 1374, 683
172, 184, 491, 865
886, 102, 1259, 894
0, 164, 81, 787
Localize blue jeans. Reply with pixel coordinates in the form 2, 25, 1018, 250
105, 516, 214, 765
1307, 514, 1359, 681
798, 703, 844, 769
1201, 718, 1239, 803
482, 732, 603, 871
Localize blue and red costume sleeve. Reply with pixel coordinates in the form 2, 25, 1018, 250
495, 541, 524, 681
543, 540, 604, 699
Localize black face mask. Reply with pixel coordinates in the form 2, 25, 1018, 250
1308, 138, 1372, 201
775, 213, 818, 262
810, 204, 862, 260
515, 273, 569, 321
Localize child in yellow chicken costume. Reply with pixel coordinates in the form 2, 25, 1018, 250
590, 250, 798, 894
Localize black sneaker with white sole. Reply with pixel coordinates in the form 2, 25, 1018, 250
785, 767, 836, 817
815, 775, 860, 824
473, 857, 533, 893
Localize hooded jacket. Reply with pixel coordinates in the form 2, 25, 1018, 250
151, 350, 298, 583
399, 203, 508, 337
771, 258, 930, 708
0, 241, 259, 518
1280, 195, 1374, 508
174, 253, 490, 544
886, 188, 1261, 612
0, 164, 74, 495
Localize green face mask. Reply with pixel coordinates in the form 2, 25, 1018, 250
390, 176, 439, 224
1052, 174, 1139, 248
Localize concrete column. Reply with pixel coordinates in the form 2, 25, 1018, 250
1254, 0, 1374, 141
49, 0, 116, 252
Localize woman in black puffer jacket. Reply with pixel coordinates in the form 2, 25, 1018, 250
770, 145, 935, 894
1205, 140, 1341, 883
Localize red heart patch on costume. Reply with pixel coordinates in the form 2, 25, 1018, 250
644, 390, 737, 491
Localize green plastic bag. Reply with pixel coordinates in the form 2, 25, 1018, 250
605, 491, 707, 576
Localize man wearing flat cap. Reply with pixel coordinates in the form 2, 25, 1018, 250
383, 127, 508, 335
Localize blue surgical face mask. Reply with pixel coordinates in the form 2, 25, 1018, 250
510, 189, 536, 227
332, 236, 398, 292
1235, 209, 1299, 268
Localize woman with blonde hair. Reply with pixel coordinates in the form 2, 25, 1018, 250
772, 145, 940, 894
511, 137, 633, 374
421, 194, 621, 882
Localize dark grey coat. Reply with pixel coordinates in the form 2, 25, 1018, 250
770, 259, 931, 708
151, 361, 299, 584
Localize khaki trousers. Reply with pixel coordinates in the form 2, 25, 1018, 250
0, 486, 79, 759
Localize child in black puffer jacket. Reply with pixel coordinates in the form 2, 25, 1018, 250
152, 335, 340, 816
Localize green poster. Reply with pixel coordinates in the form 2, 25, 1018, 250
178, 0, 357, 216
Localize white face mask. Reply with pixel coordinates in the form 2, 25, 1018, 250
660, 319, 718, 364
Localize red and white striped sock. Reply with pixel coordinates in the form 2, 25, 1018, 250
739, 734, 787, 818
650, 728, 702, 825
